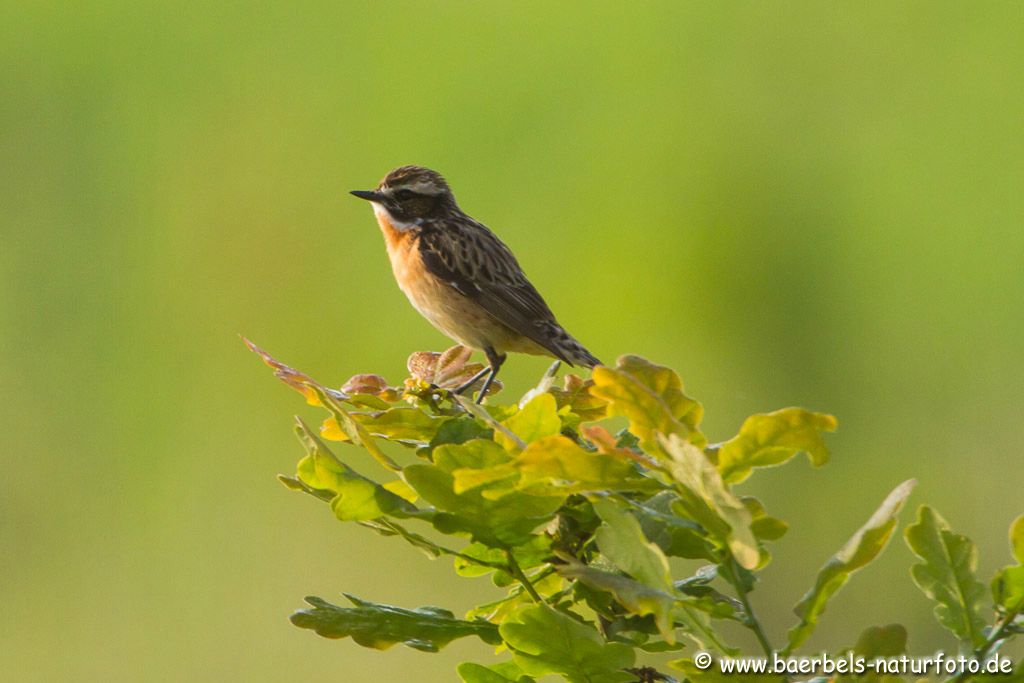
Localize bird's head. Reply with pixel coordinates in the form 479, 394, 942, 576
350, 166, 457, 226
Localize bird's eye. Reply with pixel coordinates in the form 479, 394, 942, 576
394, 189, 415, 201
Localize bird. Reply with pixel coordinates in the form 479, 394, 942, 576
350, 165, 601, 402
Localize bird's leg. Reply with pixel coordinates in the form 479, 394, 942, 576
453, 366, 490, 395
475, 347, 506, 404
475, 367, 499, 404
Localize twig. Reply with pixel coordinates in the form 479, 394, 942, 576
721, 555, 775, 657
945, 603, 1023, 683
506, 550, 543, 603
454, 395, 527, 450
451, 550, 511, 571
358, 519, 509, 571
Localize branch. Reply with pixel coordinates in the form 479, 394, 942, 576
945, 603, 1024, 683
721, 555, 775, 657
505, 550, 543, 603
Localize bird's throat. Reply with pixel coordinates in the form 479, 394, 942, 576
372, 204, 418, 254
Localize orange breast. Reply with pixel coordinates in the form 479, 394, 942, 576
376, 213, 426, 296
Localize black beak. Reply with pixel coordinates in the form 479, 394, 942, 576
350, 190, 383, 202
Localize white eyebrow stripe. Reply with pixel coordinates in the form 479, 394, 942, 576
406, 181, 443, 195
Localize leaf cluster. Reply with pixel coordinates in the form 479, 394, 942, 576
246, 339, 1023, 682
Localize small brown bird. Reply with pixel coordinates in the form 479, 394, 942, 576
351, 165, 600, 402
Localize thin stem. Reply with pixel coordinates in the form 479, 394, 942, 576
945, 603, 1023, 683
454, 395, 527, 450
506, 550, 543, 603
531, 566, 557, 593
722, 556, 774, 657
450, 550, 509, 571
356, 519, 509, 571
540, 577, 574, 606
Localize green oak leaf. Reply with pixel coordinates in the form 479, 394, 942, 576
403, 463, 564, 547
291, 594, 500, 652
593, 497, 672, 591
292, 419, 416, 521
629, 492, 713, 561
673, 566, 743, 621
454, 536, 551, 578
992, 514, 1024, 613
496, 392, 561, 450
430, 415, 492, 448
311, 386, 401, 471
455, 397, 526, 450
500, 604, 635, 683
457, 660, 536, 683
736, 497, 788, 569
466, 591, 534, 625
716, 408, 837, 484
850, 623, 908, 657
590, 356, 705, 452
904, 505, 988, 648
433, 439, 512, 474
660, 434, 761, 570
323, 407, 451, 444
836, 624, 907, 683
558, 556, 733, 651
743, 497, 789, 542
557, 557, 675, 640
277, 473, 333, 501
785, 479, 916, 654
452, 435, 662, 497
1011, 514, 1024, 564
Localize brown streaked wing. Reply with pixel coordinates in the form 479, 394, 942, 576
416, 219, 572, 363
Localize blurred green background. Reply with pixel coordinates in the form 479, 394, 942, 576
3, 2, 1023, 680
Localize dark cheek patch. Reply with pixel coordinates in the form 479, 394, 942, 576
386, 202, 411, 223
408, 196, 436, 216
